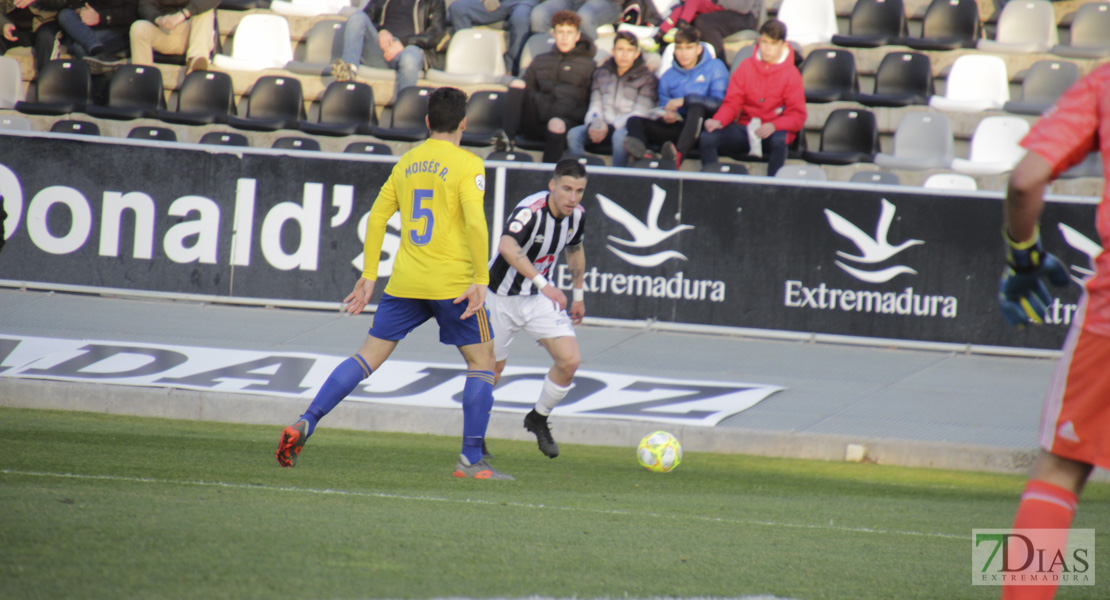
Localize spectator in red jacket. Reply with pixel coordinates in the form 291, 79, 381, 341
698, 18, 805, 176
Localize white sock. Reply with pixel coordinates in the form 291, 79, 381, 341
535, 373, 571, 416
747, 118, 763, 158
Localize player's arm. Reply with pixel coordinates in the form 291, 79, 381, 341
454, 168, 491, 320
998, 151, 1069, 327
498, 235, 567, 311
347, 176, 399, 315
565, 242, 586, 324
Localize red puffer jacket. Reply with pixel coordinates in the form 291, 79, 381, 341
711, 43, 807, 144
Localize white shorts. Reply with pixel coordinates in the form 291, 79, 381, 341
486, 292, 576, 361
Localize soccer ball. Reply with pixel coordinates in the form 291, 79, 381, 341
637, 431, 682, 473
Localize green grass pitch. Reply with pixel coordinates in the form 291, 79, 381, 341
2, 407, 1108, 600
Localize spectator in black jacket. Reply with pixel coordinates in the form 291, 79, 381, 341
0, 0, 66, 72
330, 0, 447, 103
60, 0, 136, 64
504, 10, 595, 163
123, 0, 217, 72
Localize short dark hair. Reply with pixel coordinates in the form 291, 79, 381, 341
551, 10, 581, 30
553, 158, 588, 181
673, 25, 702, 45
427, 87, 468, 133
760, 19, 787, 42
614, 30, 638, 49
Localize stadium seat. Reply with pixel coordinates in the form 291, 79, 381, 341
1051, 2, 1110, 59
85, 65, 166, 120
344, 141, 393, 154
856, 51, 933, 107
849, 170, 900, 185
0, 114, 32, 131
426, 28, 507, 85
565, 154, 607, 166
227, 76, 305, 131
1002, 60, 1080, 116
902, 0, 980, 50
802, 108, 880, 165
519, 34, 554, 73
199, 131, 251, 146
0, 55, 24, 109
701, 162, 750, 175
269, 0, 347, 17
800, 48, 859, 103
49, 119, 100, 136
775, 164, 827, 181
830, 0, 907, 48
487, 150, 534, 162
157, 70, 235, 125
272, 136, 321, 151
371, 86, 432, 142
127, 126, 177, 142
950, 116, 1030, 175
928, 54, 1009, 113
776, 0, 838, 46
15, 59, 91, 115
874, 111, 954, 170
460, 90, 507, 147
922, 173, 977, 191
286, 20, 345, 76
630, 157, 677, 170
301, 80, 377, 136
218, 0, 269, 9
212, 14, 294, 71
976, 0, 1057, 54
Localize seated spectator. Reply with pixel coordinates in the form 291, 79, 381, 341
568, 30, 656, 167
125, 0, 218, 72
623, 25, 728, 167
699, 18, 804, 176
59, 0, 137, 68
448, 0, 536, 76
658, 0, 759, 61
330, 0, 446, 103
530, 0, 619, 41
504, 10, 595, 163
1, 0, 66, 72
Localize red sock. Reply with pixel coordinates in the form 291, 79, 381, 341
1001, 480, 1078, 600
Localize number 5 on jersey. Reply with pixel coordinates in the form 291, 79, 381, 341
410, 189, 435, 246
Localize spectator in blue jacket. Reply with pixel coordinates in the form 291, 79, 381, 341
623, 26, 729, 168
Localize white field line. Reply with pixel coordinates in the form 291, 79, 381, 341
2, 469, 966, 541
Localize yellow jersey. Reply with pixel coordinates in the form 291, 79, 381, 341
362, 138, 490, 299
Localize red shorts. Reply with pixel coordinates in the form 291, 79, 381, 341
1040, 299, 1110, 469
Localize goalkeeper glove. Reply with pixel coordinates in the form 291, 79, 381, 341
999, 226, 1070, 327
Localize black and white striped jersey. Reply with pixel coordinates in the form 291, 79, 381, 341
488, 191, 587, 296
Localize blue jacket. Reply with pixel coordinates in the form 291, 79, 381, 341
657, 48, 730, 115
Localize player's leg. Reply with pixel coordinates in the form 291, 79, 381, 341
432, 299, 513, 479
276, 294, 425, 467
519, 294, 579, 458
1002, 323, 1106, 599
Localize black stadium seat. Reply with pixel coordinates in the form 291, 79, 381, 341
902, 0, 980, 50
86, 65, 166, 120
227, 76, 305, 132
158, 70, 235, 125
199, 131, 250, 146
831, 0, 907, 48
16, 59, 91, 115
800, 48, 859, 103
49, 119, 100, 136
802, 108, 880, 165
460, 90, 507, 147
271, 136, 321, 151
371, 86, 433, 142
300, 80, 377, 137
344, 142, 393, 155
127, 126, 177, 142
856, 51, 934, 107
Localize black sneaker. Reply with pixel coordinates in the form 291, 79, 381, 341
622, 136, 656, 162
83, 53, 126, 76
523, 409, 559, 458
491, 128, 510, 152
